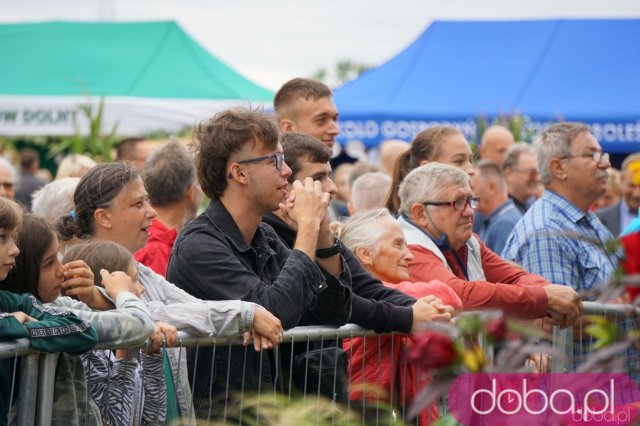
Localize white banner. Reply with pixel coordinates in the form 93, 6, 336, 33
0, 96, 271, 136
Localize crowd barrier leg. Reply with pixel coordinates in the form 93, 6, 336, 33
35, 353, 58, 426
551, 325, 572, 373
16, 353, 39, 426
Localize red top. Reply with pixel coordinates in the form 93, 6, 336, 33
407, 235, 549, 319
134, 219, 178, 277
344, 280, 462, 425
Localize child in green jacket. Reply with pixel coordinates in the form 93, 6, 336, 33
0, 198, 98, 424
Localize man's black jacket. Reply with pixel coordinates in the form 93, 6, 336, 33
168, 200, 352, 329
167, 200, 352, 411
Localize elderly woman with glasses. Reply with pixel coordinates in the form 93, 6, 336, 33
396, 163, 583, 327
339, 208, 461, 425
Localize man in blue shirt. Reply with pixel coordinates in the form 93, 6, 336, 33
471, 160, 522, 255
503, 123, 618, 291
502, 123, 635, 375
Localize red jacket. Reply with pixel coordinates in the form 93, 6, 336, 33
344, 280, 462, 425
134, 219, 178, 277
407, 234, 549, 319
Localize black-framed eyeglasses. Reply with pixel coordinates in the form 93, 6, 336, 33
423, 196, 480, 211
237, 151, 285, 169
558, 151, 609, 164
228, 151, 285, 178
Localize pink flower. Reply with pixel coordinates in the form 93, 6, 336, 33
407, 331, 457, 370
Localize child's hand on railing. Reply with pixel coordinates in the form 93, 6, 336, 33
144, 321, 178, 354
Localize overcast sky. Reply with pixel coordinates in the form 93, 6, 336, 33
2, 0, 640, 90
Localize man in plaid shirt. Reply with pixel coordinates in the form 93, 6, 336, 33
502, 123, 635, 376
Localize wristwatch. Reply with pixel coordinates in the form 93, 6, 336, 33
316, 236, 340, 259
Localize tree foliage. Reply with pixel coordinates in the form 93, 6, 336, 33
311, 59, 371, 86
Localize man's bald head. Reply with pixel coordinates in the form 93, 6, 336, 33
479, 125, 515, 166
379, 139, 410, 176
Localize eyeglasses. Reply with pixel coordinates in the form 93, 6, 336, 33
423, 196, 480, 211
237, 151, 285, 169
559, 151, 610, 164
228, 151, 285, 178
0, 182, 14, 191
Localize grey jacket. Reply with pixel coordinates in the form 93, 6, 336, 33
596, 202, 622, 237
138, 263, 256, 337
51, 291, 155, 346
136, 263, 258, 420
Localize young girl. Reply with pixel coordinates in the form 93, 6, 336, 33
63, 240, 176, 425
0, 200, 99, 424
3, 214, 156, 425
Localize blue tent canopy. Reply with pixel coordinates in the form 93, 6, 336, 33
334, 19, 640, 153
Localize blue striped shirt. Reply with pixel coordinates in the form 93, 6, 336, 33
502, 190, 619, 292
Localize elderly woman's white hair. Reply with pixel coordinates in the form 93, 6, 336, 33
55, 154, 97, 180
339, 208, 396, 255
0, 157, 16, 179
398, 163, 470, 218
31, 177, 80, 223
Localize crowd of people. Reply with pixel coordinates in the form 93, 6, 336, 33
0, 76, 637, 425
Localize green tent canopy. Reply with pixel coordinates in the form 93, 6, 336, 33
0, 21, 274, 135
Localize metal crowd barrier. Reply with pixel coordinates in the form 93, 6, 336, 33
1, 302, 639, 426
551, 301, 640, 374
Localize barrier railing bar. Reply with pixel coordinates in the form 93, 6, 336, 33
582, 302, 640, 317
0, 338, 31, 359
0, 301, 637, 426
0, 303, 633, 360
